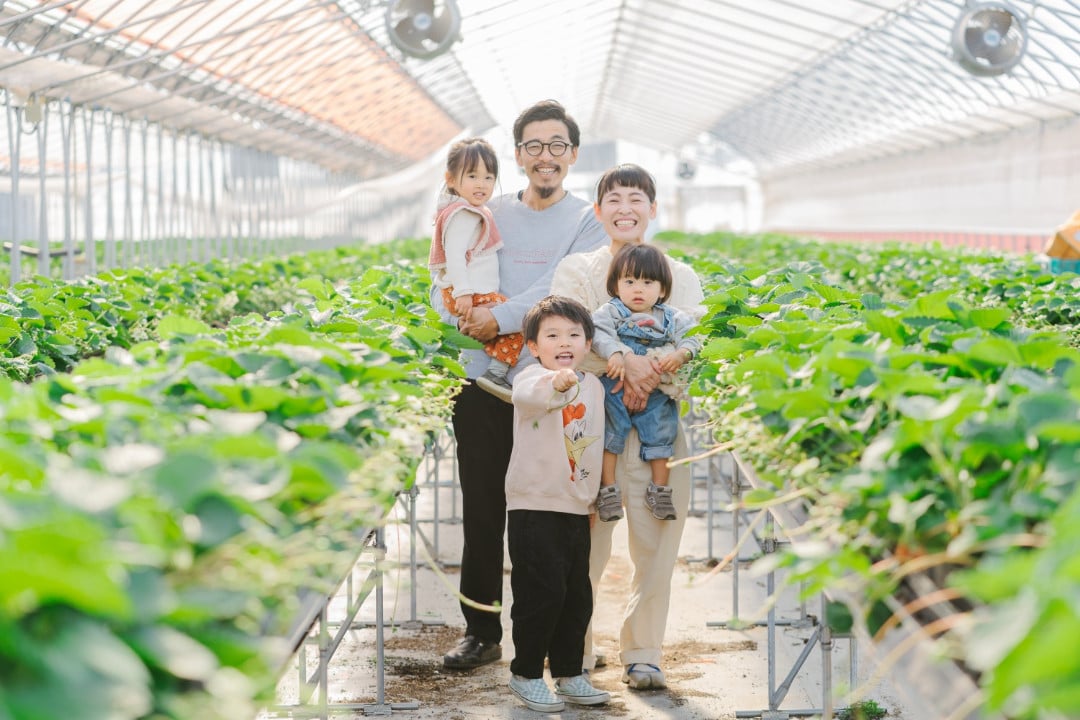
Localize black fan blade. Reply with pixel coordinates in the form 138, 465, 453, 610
395, 15, 426, 47
984, 33, 1022, 65
427, 5, 456, 40
395, 0, 435, 16
964, 26, 993, 58
981, 8, 1014, 35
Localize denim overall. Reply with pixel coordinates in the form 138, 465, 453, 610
599, 298, 680, 460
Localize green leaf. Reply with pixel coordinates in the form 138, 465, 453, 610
153, 453, 219, 511
1020, 339, 1079, 370
860, 293, 886, 311
0, 314, 20, 343
728, 316, 764, 328
405, 325, 442, 345
894, 393, 964, 421
962, 337, 1024, 366
0, 503, 132, 619
157, 315, 213, 339
906, 289, 960, 320
701, 337, 755, 361
862, 310, 905, 344
968, 307, 1011, 330
1016, 392, 1078, 429
3, 615, 152, 720
742, 489, 777, 506
440, 325, 483, 349
191, 494, 245, 547
780, 387, 831, 419
811, 283, 855, 304
732, 352, 788, 382
825, 600, 854, 634
985, 599, 1080, 709
126, 626, 219, 681
296, 277, 332, 300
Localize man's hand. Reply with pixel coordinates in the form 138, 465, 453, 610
459, 305, 499, 342
614, 353, 660, 412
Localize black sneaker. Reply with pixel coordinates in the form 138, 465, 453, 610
645, 483, 677, 520
443, 635, 502, 670
476, 371, 513, 403
596, 485, 623, 522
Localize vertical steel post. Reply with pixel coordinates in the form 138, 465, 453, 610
36, 103, 50, 278
60, 102, 75, 280
103, 110, 116, 271
731, 459, 742, 618
139, 119, 150, 267
82, 106, 96, 275
155, 123, 165, 266
821, 595, 834, 719
6, 92, 23, 285
122, 116, 134, 268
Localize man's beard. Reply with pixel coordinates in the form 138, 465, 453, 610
536, 185, 558, 200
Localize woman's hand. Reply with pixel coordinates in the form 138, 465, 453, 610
616, 353, 660, 411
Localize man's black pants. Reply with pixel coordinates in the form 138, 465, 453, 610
452, 381, 514, 643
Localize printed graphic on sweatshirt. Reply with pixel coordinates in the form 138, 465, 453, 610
561, 402, 598, 484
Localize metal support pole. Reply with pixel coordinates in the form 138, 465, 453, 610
6, 91, 24, 285
398, 483, 445, 628
732, 460, 743, 617
36, 102, 50, 278
60, 101, 75, 280
821, 595, 834, 720
725, 452, 856, 720
103, 109, 116, 271
82, 106, 96, 275
122, 115, 134, 268
360, 526, 420, 716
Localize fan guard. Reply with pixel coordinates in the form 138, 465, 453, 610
385, 0, 461, 60
951, 2, 1028, 77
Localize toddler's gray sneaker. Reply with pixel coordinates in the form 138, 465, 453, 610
596, 485, 623, 522
645, 483, 677, 520
476, 370, 513, 403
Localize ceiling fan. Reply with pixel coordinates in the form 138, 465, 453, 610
951, 2, 1028, 77
385, 0, 462, 60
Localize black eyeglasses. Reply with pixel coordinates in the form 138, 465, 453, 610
517, 140, 573, 157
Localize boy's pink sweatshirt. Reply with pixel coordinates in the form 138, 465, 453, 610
505, 364, 606, 516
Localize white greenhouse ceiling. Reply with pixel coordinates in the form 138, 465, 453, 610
0, 0, 1079, 179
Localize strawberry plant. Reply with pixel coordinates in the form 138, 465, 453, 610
0, 241, 470, 720
660, 230, 1080, 719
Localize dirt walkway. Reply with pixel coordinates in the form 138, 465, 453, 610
269, 443, 918, 719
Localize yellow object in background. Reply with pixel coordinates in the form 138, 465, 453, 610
1044, 210, 1080, 260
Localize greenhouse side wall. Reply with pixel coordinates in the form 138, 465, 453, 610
760, 117, 1080, 242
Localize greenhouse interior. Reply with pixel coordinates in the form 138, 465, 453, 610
1, 0, 1079, 719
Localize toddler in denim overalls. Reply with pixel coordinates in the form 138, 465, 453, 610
590, 244, 701, 522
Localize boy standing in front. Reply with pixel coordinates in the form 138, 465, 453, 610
505, 296, 611, 713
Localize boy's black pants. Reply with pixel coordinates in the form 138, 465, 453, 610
507, 509, 592, 679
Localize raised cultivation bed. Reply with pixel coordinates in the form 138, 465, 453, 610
667, 230, 1080, 720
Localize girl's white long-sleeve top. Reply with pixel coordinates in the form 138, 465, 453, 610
505, 364, 606, 516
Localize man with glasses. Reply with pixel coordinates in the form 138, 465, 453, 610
437, 99, 607, 671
